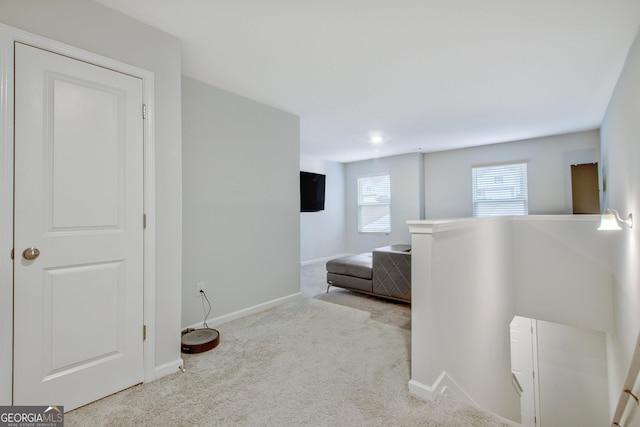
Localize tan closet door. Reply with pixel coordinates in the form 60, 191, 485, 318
571, 163, 600, 214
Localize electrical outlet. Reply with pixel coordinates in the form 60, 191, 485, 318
196, 282, 206, 296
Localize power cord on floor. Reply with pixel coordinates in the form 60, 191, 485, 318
200, 289, 212, 329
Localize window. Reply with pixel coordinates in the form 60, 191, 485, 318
358, 174, 391, 233
472, 162, 528, 217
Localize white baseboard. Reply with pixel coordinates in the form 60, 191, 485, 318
154, 358, 184, 380
408, 371, 478, 407
301, 253, 352, 266
185, 292, 301, 330
408, 378, 438, 401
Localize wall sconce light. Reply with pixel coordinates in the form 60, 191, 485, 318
597, 208, 633, 230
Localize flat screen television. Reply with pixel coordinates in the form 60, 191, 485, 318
300, 171, 326, 212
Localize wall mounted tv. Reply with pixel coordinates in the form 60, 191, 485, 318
300, 171, 326, 212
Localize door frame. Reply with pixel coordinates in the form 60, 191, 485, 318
510, 316, 542, 426
0, 23, 157, 405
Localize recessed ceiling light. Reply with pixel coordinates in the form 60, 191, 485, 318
370, 133, 383, 144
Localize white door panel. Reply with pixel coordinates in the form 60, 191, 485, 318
13, 42, 144, 410
45, 261, 123, 373
510, 316, 538, 427
50, 78, 122, 229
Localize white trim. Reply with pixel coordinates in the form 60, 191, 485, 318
154, 358, 184, 380
0, 24, 157, 404
142, 66, 157, 384
408, 371, 479, 407
531, 320, 542, 427
511, 214, 601, 222
408, 379, 436, 401
0, 24, 16, 406
185, 292, 301, 330
407, 214, 601, 235
471, 159, 530, 168
407, 216, 502, 234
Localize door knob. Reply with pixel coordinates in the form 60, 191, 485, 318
22, 247, 40, 261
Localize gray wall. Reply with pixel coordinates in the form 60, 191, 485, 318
306, 130, 600, 257
182, 76, 300, 328
0, 0, 183, 374
346, 153, 424, 254
424, 130, 600, 219
300, 156, 347, 263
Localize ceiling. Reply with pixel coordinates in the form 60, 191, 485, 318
95, 0, 640, 163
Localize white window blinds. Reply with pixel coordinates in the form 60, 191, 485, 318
358, 174, 391, 233
472, 162, 528, 217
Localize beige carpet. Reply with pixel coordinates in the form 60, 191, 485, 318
65, 261, 520, 427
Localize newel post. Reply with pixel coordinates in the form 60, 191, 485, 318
407, 220, 436, 397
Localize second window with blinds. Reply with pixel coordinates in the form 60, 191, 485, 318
358, 173, 391, 233
472, 162, 528, 217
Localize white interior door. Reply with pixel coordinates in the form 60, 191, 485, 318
13, 42, 144, 411
510, 316, 539, 427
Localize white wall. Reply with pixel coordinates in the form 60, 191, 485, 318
300, 156, 347, 263
600, 27, 640, 424
409, 216, 614, 421
409, 218, 518, 419
0, 0, 183, 394
182, 76, 300, 328
512, 216, 614, 333
424, 130, 600, 219
346, 153, 424, 254
536, 320, 609, 427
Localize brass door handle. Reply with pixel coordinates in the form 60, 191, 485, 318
22, 247, 40, 261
